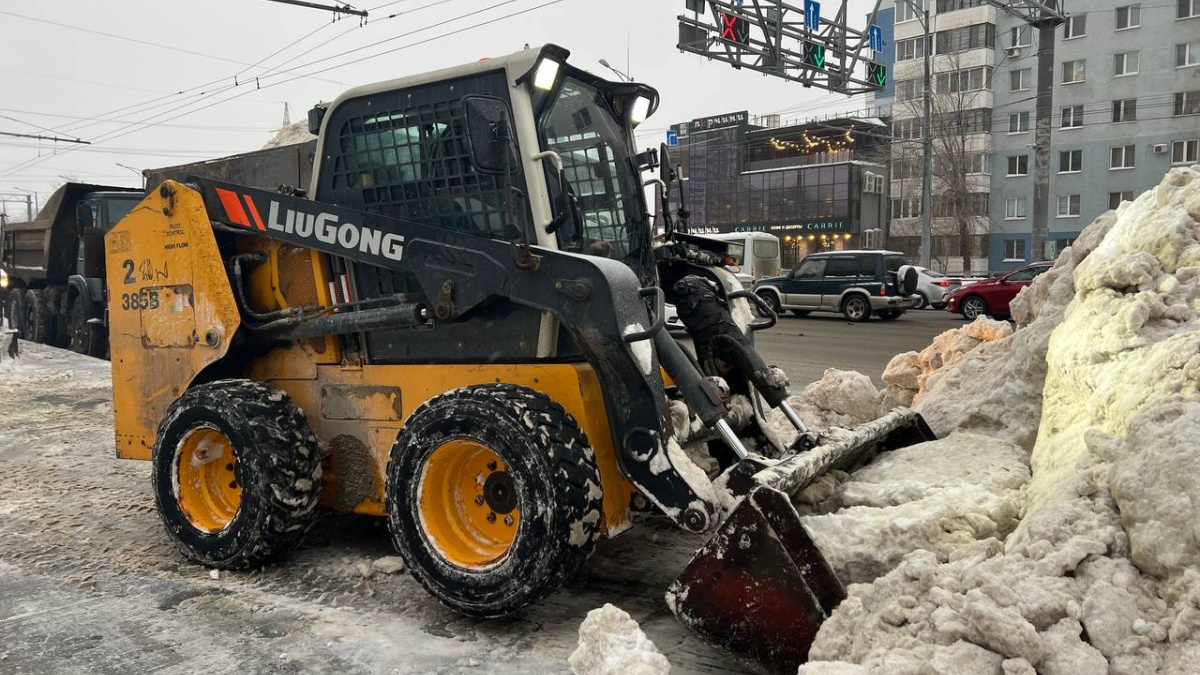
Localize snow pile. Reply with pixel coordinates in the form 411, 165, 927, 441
801, 433, 1028, 585
803, 165, 1200, 674
262, 121, 316, 149
789, 368, 884, 430
568, 604, 671, 675
881, 317, 1013, 409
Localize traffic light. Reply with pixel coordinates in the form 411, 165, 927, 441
719, 12, 751, 46
803, 42, 826, 69
867, 62, 887, 88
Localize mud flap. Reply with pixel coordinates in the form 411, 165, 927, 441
667, 486, 845, 675
1, 329, 16, 361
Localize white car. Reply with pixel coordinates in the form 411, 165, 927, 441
911, 267, 963, 310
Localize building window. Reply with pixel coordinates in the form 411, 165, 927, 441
897, 37, 928, 62
1113, 98, 1137, 123
1011, 26, 1031, 47
1116, 4, 1141, 29
1109, 191, 1135, 209
936, 66, 994, 93
1009, 111, 1031, 133
937, 152, 991, 175
1059, 150, 1082, 173
1062, 59, 1086, 83
1114, 51, 1139, 76
1007, 155, 1029, 176
1177, 43, 1200, 67
1064, 14, 1087, 39
1061, 105, 1084, 128
891, 198, 921, 219
1005, 239, 1027, 261
933, 108, 993, 135
936, 24, 996, 54
1173, 139, 1199, 164
1177, 91, 1200, 116
897, 0, 924, 22
893, 118, 923, 139
1057, 194, 1081, 217
1111, 144, 1136, 169
1180, 0, 1200, 19
937, 0, 988, 11
1005, 197, 1027, 219
1010, 68, 1031, 92
896, 79, 926, 102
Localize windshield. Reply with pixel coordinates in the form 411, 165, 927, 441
540, 77, 646, 264
104, 198, 141, 229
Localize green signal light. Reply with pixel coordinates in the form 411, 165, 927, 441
868, 62, 887, 87
804, 42, 826, 69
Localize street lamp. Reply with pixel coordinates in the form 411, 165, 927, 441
895, 0, 933, 269
598, 58, 634, 82
116, 163, 144, 178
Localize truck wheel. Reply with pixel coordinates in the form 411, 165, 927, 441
841, 295, 872, 322
152, 380, 323, 569
387, 384, 603, 618
67, 296, 105, 357
23, 289, 56, 344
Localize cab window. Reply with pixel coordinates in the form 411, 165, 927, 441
1006, 266, 1048, 282
793, 258, 826, 279
824, 257, 860, 278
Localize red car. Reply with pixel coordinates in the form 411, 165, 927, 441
944, 262, 1053, 319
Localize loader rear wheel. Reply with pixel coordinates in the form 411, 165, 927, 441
152, 380, 322, 569
23, 289, 55, 344
387, 384, 603, 619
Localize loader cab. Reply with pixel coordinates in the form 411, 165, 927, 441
309, 45, 660, 362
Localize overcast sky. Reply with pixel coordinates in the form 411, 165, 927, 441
0, 0, 879, 212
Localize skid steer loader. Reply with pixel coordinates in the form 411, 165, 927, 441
106, 44, 932, 674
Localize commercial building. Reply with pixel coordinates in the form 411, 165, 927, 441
666, 111, 892, 269
876, 0, 1200, 272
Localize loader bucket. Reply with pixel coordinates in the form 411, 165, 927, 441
667, 486, 843, 674
668, 409, 936, 673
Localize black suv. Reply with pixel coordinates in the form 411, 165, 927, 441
753, 250, 919, 322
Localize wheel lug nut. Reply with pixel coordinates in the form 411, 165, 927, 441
474, 495, 485, 506
487, 513, 496, 523
504, 515, 514, 526
228, 481, 238, 489
487, 461, 497, 471
225, 463, 233, 471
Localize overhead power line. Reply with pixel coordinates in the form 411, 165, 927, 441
263, 0, 369, 17
0, 131, 90, 145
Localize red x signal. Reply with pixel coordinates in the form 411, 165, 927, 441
720, 12, 749, 46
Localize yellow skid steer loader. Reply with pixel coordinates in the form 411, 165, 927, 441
106, 45, 932, 674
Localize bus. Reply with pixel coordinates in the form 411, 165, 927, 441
701, 232, 783, 286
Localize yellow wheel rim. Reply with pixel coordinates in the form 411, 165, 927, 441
418, 439, 520, 569
176, 426, 241, 534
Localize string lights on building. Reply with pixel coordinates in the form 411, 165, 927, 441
769, 125, 856, 155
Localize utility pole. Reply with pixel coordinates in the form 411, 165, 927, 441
985, 0, 1065, 261
896, 0, 933, 268
261, 0, 367, 17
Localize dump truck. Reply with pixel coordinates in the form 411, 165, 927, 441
106, 44, 932, 674
1, 184, 144, 356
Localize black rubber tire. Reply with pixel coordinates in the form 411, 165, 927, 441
67, 295, 105, 357
842, 295, 872, 322
0, 289, 8, 329
755, 290, 781, 316
387, 383, 603, 619
152, 379, 323, 569
790, 309, 811, 317
879, 310, 903, 321
5, 289, 22, 338
912, 292, 929, 310
899, 266, 920, 296
932, 303, 946, 310
961, 295, 989, 321
23, 289, 55, 344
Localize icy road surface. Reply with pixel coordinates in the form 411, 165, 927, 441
0, 343, 747, 674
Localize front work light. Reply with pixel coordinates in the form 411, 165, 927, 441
629, 96, 651, 125
533, 58, 561, 91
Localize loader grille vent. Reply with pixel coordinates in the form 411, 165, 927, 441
277, 245, 326, 354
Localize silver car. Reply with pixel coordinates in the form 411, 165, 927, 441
910, 267, 962, 310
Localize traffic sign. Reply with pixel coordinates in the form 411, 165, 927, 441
804, 0, 820, 31
869, 24, 882, 53
666, 130, 680, 147
867, 62, 887, 87
803, 41, 826, 69
719, 11, 751, 46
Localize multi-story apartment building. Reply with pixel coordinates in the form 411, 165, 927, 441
877, 0, 1200, 273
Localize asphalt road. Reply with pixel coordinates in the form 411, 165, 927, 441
751, 308, 967, 389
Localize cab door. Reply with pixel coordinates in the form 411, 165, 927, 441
819, 256, 865, 309
782, 257, 825, 308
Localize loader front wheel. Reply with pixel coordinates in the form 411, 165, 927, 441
152, 380, 322, 569
387, 384, 603, 619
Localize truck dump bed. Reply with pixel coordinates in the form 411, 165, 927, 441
144, 140, 317, 193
